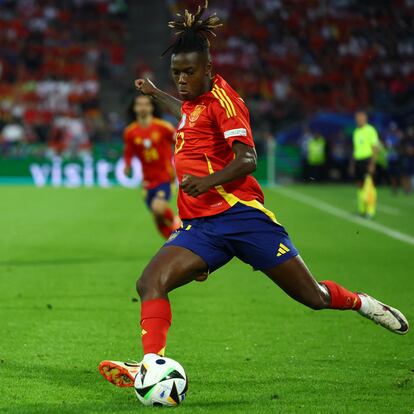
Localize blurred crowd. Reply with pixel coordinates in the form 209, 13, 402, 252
0, 0, 127, 158
1, 0, 414, 190
300, 121, 414, 193
169, 0, 414, 133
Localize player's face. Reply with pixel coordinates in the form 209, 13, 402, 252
134, 96, 153, 118
355, 112, 367, 127
171, 52, 211, 100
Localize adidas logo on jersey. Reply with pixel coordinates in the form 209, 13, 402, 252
277, 243, 290, 257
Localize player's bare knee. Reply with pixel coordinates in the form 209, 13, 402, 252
136, 276, 148, 298
137, 273, 162, 300
151, 198, 167, 217
137, 266, 172, 300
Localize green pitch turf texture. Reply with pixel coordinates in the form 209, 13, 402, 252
1, 185, 413, 414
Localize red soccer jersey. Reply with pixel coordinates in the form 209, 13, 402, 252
123, 118, 175, 189
174, 74, 265, 219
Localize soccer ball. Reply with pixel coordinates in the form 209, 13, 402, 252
134, 356, 188, 407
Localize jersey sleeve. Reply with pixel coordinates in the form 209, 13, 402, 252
163, 121, 176, 135
211, 97, 254, 148
123, 128, 134, 168
162, 124, 176, 143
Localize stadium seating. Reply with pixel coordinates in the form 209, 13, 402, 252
1, 0, 413, 182
169, 0, 414, 131
0, 0, 127, 151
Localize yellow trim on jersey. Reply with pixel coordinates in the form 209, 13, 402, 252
215, 87, 234, 117
124, 121, 138, 134
204, 154, 279, 224
213, 86, 236, 117
153, 117, 175, 133
211, 89, 232, 118
212, 86, 236, 117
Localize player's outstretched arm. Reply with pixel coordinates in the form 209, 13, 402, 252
135, 78, 182, 119
181, 142, 257, 197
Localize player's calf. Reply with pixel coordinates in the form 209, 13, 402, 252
151, 197, 169, 217
301, 285, 330, 310
264, 257, 331, 310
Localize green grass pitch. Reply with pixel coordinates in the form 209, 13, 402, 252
1, 185, 413, 413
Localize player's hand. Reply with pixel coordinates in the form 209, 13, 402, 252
180, 175, 212, 197
134, 78, 158, 96
368, 163, 376, 176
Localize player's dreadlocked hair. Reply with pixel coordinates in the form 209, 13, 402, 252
162, 0, 222, 56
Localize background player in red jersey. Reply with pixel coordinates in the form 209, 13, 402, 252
124, 95, 180, 239
99, 1, 408, 388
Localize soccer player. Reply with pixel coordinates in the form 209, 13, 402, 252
350, 110, 380, 218
99, 2, 408, 389
124, 94, 179, 239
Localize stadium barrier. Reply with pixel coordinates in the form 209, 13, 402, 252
0, 157, 143, 188
0, 144, 301, 187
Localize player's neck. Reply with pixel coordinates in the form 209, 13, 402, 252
137, 116, 152, 127
195, 78, 214, 99
206, 78, 213, 94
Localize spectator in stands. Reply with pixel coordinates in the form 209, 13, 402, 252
299, 126, 313, 181
305, 130, 327, 182
0, 0, 127, 158
330, 131, 351, 182
0, 116, 26, 155
168, 0, 414, 125
47, 112, 90, 160
383, 122, 403, 193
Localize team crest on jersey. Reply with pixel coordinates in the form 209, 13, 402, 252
151, 131, 160, 142
134, 137, 142, 145
189, 105, 206, 125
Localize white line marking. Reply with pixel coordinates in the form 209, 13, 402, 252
270, 186, 414, 246
377, 205, 401, 215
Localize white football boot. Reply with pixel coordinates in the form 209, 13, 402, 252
358, 294, 409, 335
98, 360, 141, 387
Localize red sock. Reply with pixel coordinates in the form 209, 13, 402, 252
156, 208, 176, 239
141, 298, 172, 356
320, 280, 361, 310
163, 207, 174, 225
157, 222, 173, 239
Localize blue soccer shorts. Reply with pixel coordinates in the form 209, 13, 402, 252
144, 182, 172, 209
164, 202, 298, 272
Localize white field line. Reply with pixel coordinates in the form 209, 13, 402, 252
377, 205, 401, 216
270, 186, 414, 246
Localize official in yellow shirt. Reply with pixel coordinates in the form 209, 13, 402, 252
351, 111, 379, 218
